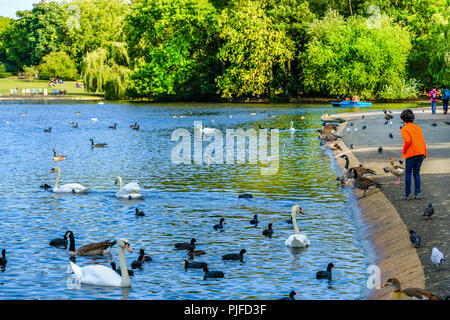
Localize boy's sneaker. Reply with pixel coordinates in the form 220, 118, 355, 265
401, 194, 413, 200
414, 193, 423, 200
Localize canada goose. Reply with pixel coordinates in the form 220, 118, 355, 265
130, 122, 137, 129
316, 263, 334, 280
66, 231, 116, 256
132, 125, 140, 131
350, 168, 383, 197
49, 230, 72, 248
44, 127, 51, 133
262, 223, 274, 237
388, 157, 404, 184
89, 138, 107, 148
202, 266, 224, 279
52, 149, 66, 162
111, 262, 134, 276
72, 123, 78, 129
68, 238, 132, 287
20, 112, 27, 116
175, 238, 196, 250
184, 260, 207, 269
280, 291, 296, 300
222, 249, 246, 262
109, 123, 117, 130
383, 278, 440, 300
213, 218, 225, 230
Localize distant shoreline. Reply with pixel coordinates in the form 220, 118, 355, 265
0, 95, 103, 101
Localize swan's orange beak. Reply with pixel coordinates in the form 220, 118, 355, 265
125, 243, 132, 253
49, 168, 55, 174
300, 209, 305, 215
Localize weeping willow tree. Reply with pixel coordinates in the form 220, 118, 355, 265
81, 42, 131, 100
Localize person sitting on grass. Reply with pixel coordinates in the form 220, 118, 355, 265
400, 109, 427, 200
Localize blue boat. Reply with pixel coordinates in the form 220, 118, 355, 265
331, 100, 372, 107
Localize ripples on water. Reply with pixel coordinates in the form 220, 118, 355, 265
0, 101, 368, 300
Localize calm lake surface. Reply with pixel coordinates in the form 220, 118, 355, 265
0, 100, 411, 300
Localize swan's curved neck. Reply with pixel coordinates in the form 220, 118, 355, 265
53, 167, 61, 190
118, 245, 131, 287
292, 209, 300, 234
116, 177, 123, 189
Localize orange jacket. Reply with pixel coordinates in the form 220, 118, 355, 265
401, 122, 427, 158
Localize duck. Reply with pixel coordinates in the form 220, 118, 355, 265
383, 110, 393, 120
279, 291, 296, 300
213, 218, 225, 230
49, 167, 87, 193
109, 123, 117, 130
131, 253, 144, 269
114, 176, 144, 199
52, 149, 66, 162
89, 138, 107, 148
72, 123, 78, 129
262, 223, 274, 237
328, 142, 342, 151
423, 203, 434, 220
40, 183, 51, 190
222, 249, 246, 262
175, 238, 196, 250
66, 231, 116, 256
111, 262, 134, 276
0, 249, 7, 267
203, 266, 224, 279
285, 205, 310, 248
49, 230, 72, 248
44, 127, 51, 133
349, 168, 383, 197
431, 248, 445, 271
188, 247, 206, 259
409, 230, 421, 248
184, 260, 207, 269
383, 278, 440, 300
388, 157, 404, 184
250, 214, 258, 225
316, 263, 334, 280
135, 208, 145, 216
67, 238, 132, 287
138, 249, 152, 262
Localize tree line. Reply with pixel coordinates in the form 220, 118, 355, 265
0, 0, 448, 101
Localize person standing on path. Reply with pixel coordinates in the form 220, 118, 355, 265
400, 109, 427, 200
441, 85, 449, 115
428, 87, 439, 115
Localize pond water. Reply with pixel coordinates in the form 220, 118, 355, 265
0, 100, 409, 300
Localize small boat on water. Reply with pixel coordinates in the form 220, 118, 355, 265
331, 100, 372, 107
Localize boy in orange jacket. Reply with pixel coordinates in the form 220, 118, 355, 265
400, 109, 427, 200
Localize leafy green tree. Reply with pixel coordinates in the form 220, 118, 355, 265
38, 51, 78, 80
428, 4, 450, 85
0, 16, 14, 71
125, 0, 220, 101
61, 0, 130, 66
82, 42, 131, 100
216, 0, 294, 99
3, 1, 67, 70
22, 65, 40, 81
302, 10, 412, 99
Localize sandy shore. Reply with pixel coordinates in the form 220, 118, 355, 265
330, 107, 449, 299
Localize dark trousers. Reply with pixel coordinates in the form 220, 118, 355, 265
443, 99, 448, 114
405, 155, 424, 196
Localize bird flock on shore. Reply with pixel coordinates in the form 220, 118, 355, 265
320, 109, 448, 300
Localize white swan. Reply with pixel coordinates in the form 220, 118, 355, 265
284, 205, 310, 248
50, 166, 87, 193
195, 123, 216, 136
115, 176, 143, 199
68, 238, 132, 287
289, 121, 296, 132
